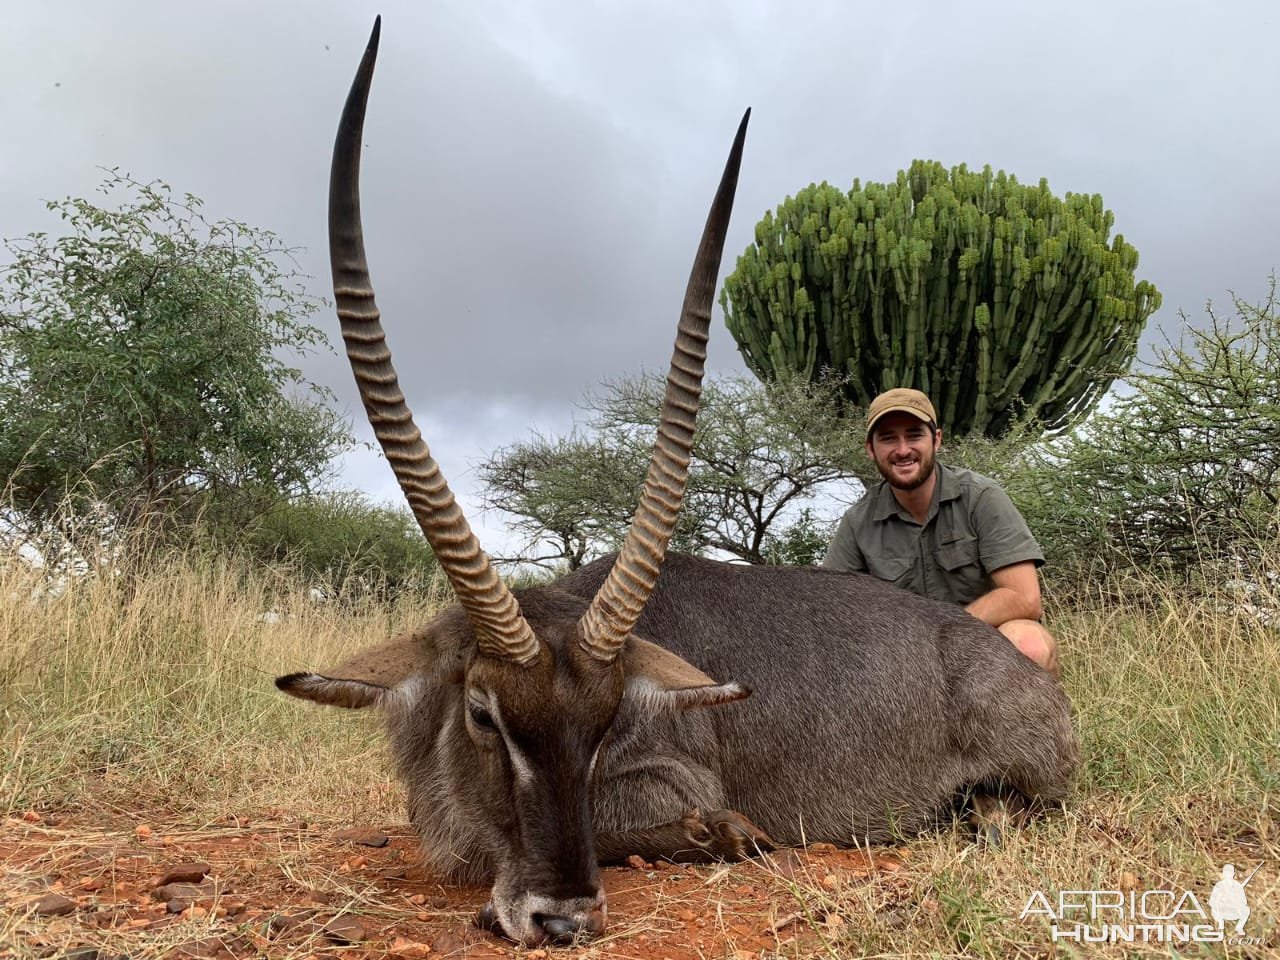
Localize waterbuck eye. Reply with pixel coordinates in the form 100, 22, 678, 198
468, 703, 497, 732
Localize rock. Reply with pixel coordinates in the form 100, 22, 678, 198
167, 899, 187, 914
153, 883, 214, 902
767, 911, 804, 933
624, 855, 648, 869
333, 827, 389, 847
159, 862, 211, 885
321, 916, 366, 945
389, 936, 433, 957
267, 914, 300, 936
34, 893, 76, 916
429, 932, 466, 956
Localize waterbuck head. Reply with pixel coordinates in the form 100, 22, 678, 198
275, 18, 748, 946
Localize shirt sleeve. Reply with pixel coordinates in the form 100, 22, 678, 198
821, 509, 868, 572
971, 484, 1045, 573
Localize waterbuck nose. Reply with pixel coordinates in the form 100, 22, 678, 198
534, 908, 605, 944
477, 898, 607, 945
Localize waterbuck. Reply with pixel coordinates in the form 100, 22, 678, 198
277, 18, 1080, 947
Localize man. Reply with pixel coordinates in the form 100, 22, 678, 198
822, 388, 1058, 676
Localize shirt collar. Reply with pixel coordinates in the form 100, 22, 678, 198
870, 462, 959, 521
936, 462, 963, 503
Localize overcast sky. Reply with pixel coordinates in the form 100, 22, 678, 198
3, 0, 1278, 555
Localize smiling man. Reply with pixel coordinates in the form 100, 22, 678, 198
821, 388, 1059, 676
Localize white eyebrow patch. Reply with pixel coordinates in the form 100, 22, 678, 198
477, 691, 536, 787
387, 674, 423, 713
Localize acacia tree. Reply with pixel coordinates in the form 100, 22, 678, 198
722, 161, 1162, 437
1007, 278, 1280, 580
0, 174, 351, 537
479, 374, 865, 567
479, 432, 652, 570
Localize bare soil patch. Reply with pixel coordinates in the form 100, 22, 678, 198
4, 810, 912, 959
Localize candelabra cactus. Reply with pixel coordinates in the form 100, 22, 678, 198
721, 161, 1161, 436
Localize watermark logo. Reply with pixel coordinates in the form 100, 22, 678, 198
1021, 861, 1267, 946
1210, 862, 1259, 934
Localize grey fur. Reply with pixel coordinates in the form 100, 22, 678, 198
560, 554, 1078, 845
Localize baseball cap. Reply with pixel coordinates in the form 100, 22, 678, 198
865, 388, 937, 439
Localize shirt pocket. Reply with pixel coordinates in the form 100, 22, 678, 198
867, 554, 914, 587
936, 535, 986, 600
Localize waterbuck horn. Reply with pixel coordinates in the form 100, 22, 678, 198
579, 109, 749, 662
329, 17, 538, 665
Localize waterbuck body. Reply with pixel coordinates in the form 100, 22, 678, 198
284, 553, 1077, 941
278, 19, 1079, 946
558, 554, 1076, 846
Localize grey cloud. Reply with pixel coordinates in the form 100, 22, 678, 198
4, 0, 1278, 554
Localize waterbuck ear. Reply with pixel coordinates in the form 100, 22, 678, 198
622, 636, 750, 711
275, 631, 428, 711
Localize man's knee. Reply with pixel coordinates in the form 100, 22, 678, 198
998, 619, 1058, 676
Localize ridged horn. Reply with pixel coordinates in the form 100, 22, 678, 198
329, 18, 538, 665
579, 109, 750, 662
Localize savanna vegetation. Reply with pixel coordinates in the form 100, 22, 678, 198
2, 532, 1275, 957
0, 175, 435, 598
2, 175, 1276, 956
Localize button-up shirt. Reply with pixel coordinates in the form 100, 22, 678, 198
820, 463, 1044, 605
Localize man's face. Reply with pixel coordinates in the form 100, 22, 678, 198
866, 412, 942, 491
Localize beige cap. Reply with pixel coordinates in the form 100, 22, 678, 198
865, 388, 937, 438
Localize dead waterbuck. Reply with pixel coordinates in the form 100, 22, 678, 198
277, 18, 1080, 947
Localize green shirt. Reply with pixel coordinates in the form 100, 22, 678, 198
820, 463, 1044, 605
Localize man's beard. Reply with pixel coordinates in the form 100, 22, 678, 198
876, 445, 936, 491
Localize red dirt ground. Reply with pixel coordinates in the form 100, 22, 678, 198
3, 811, 915, 959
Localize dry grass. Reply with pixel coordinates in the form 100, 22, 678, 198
0, 546, 449, 822
2, 543, 1278, 957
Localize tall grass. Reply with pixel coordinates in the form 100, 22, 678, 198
1, 542, 449, 821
